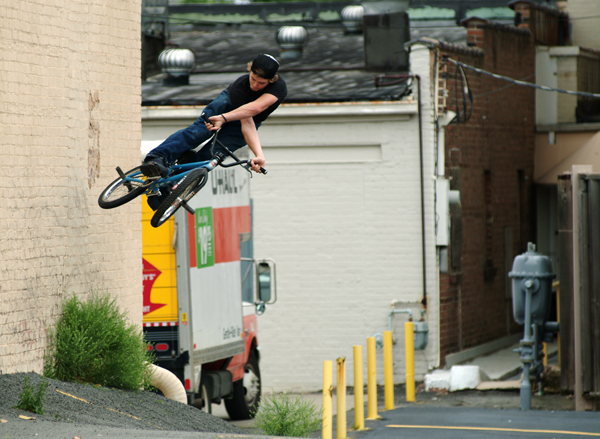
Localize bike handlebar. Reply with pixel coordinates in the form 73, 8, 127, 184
201, 112, 267, 175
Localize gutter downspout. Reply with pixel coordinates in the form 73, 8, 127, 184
415, 74, 427, 309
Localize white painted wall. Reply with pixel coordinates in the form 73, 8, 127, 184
568, 0, 600, 51
142, 46, 439, 392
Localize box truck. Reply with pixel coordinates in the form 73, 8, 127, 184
142, 163, 276, 419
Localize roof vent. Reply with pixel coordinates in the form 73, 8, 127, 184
158, 48, 195, 86
341, 5, 365, 34
276, 26, 309, 60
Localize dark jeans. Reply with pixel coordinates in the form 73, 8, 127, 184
145, 89, 255, 166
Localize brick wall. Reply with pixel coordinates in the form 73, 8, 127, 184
439, 25, 536, 363
0, 1, 142, 374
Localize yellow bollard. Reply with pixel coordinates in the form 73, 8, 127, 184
323, 361, 333, 439
366, 337, 379, 419
543, 342, 548, 366
336, 357, 347, 439
353, 346, 365, 430
383, 331, 394, 410
405, 322, 415, 402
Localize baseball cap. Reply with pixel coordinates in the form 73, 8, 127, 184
251, 54, 280, 79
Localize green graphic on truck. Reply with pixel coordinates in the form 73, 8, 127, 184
195, 207, 214, 268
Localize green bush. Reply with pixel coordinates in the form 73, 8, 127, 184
252, 393, 322, 437
15, 376, 49, 415
44, 293, 153, 390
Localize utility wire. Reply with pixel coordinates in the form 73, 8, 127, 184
445, 57, 600, 99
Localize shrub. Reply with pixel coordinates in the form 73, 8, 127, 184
44, 293, 153, 390
252, 392, 322, 437
15, 376, 49, 415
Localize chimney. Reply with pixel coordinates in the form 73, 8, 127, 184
362, 0, 411, 71
508, 0, 570, 46
510, 1, 531, 29
363, 12, 410, 71
461, 17, 489, 48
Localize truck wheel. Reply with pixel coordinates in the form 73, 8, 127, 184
225, 351, 261, 420
201, 383, 212, 414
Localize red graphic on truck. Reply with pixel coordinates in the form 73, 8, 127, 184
143, 259, 167, 315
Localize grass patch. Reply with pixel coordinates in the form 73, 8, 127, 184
252, 393, 322, 437
44, 293, 154, 391
15, 376, 49, 415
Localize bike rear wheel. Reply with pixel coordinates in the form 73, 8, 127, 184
98, 166, 148, 209
151, 168, 208, 228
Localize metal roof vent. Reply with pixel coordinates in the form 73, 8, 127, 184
341, 5, 365, 34
276, 26, 309, 60
158, 48, 195, 86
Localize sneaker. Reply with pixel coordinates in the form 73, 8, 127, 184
141, 157, 169, 178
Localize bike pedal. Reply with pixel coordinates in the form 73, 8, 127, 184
181, 201, 195, 215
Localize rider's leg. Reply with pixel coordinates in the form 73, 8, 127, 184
144, 89, 234, 167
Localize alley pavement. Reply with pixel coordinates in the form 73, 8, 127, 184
213, 336, 600, 438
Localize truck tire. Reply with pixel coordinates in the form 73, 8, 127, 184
201, 383, 212, 414
193, 382, 212, 414
225, 351, 261, 420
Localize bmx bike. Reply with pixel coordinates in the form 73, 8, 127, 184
98, 114, 266, 228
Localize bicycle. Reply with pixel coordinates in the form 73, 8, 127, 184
98, 114, 267, 228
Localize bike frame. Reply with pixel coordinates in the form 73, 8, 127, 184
137, 132, 255, 197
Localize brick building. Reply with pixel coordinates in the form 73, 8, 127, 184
436, 24, 536, 361
0, 1, 143, 373
430, 2, 574, 363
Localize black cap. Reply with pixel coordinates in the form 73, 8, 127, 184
251, 54, 279, 79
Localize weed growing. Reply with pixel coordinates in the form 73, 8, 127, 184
252, 393, 322, 437
15, 376, 49, 415
44, 293, 154, 390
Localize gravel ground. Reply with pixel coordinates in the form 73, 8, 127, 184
0, 372, 249, 438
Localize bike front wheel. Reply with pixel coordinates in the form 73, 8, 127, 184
151, 168, 208, 228
98, 166, 148, 209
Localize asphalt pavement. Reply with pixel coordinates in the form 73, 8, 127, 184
212, 335, 599, 439
352, 405, 600, 439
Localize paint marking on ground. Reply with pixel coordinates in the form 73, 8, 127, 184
55, 390, 91, 404
387, 424, 600, 436
55, 388, 162, 429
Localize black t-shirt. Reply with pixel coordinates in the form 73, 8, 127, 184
228, 74, 287, 125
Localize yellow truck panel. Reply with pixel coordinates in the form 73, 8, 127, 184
142, 196, 178, 323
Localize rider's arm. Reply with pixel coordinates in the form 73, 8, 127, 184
208, 93, 277, 129
240, 117, 266, 173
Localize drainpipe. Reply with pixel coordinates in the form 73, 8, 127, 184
147, 363, 187, 404
415, 74, 427, 309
